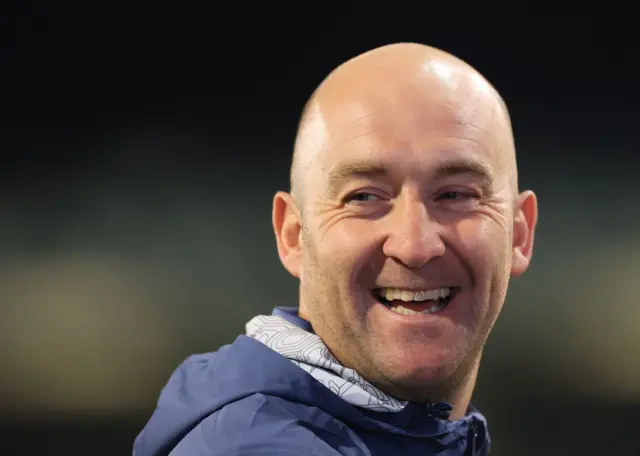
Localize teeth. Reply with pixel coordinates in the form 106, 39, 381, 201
379, 287, 451, 302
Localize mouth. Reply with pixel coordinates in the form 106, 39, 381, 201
372, 287, 459, 315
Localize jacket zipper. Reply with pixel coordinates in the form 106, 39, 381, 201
468, 420, 478, 455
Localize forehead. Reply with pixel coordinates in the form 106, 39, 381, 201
312, 88, 510, 184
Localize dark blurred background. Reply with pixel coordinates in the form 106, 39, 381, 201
2, 4, 639, 455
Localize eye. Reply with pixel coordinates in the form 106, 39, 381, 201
438, 191, 466, 200
436, 190, 479, 202
345, 192, 382, 203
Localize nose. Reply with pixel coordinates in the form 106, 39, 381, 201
382, 198, 446, 269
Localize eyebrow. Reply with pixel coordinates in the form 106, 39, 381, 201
325, 160, 390, 197
433, 158, 494, 187
324, 157, 494, 197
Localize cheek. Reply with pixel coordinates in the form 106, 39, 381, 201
301, 223, 376, 333
455, 217, 510, 265
455, 218, 513, 326
453, 217, 512, 308
316, 220, 383, 271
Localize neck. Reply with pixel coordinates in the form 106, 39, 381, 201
445, 354, 481, 420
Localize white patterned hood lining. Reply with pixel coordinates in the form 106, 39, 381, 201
245, 315, 407, 412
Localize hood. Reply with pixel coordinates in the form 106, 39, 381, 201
133, 307, 489, 456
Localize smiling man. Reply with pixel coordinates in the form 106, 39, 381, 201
134, 43, 538, 456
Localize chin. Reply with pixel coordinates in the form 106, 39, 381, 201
384, 347, 465, 388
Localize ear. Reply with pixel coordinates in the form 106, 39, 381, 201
272, 191, 302, 278
511, 190, 538, 277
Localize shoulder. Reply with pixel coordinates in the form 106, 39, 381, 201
170, 393, 360, 456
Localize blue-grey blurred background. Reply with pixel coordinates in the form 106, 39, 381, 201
2, 5, 639, 455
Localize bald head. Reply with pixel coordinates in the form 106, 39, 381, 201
272, 44, 537, 409
290, 42, 515, 207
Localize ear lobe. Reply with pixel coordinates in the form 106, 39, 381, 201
272, 191, 302, 278
511, 190, 538, 277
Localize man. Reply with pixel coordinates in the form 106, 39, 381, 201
133, 42, 538, 455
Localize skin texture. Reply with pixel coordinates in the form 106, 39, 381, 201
272, 43, 538, 420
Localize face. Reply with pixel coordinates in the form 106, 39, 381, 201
274, 69, 537, 400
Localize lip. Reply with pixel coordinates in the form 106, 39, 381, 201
373, 286, 457, 292
370, 288, 460, 322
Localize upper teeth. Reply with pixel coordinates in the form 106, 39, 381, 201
378, 287, 451, 301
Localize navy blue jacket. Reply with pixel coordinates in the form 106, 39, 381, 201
134, 308, 490, 455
